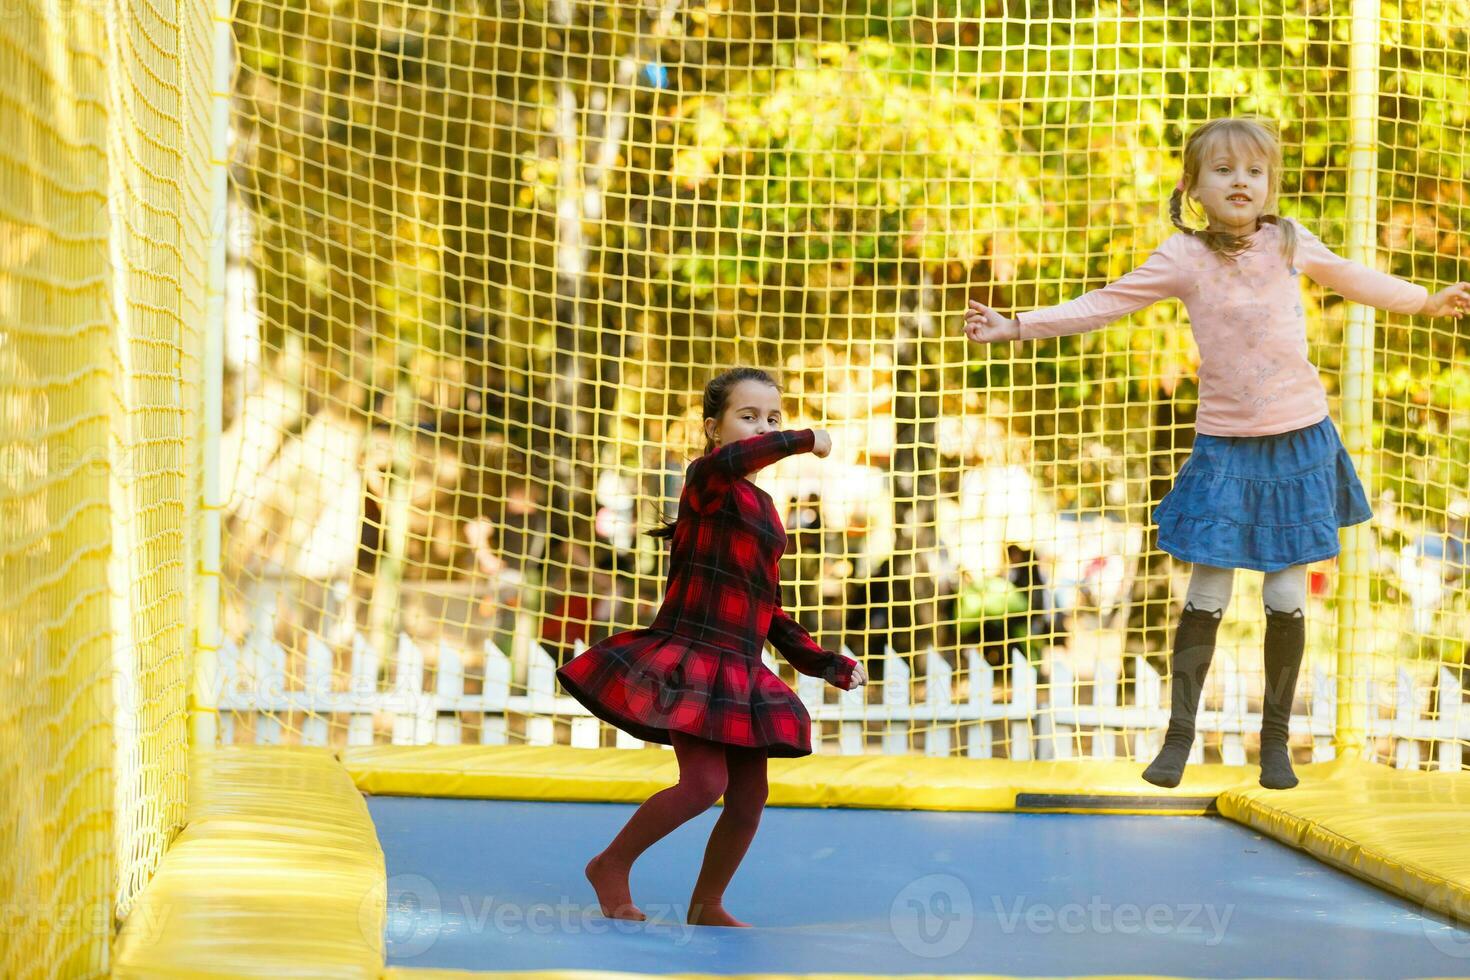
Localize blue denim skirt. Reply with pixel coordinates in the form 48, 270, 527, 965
1154, 415, 1372, 572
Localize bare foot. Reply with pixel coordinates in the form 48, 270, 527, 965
687, 900, 751, 928
586, 853, 645, 921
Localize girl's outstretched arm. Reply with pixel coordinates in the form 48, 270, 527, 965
1292, 217, 1467, 317
1290, 218, 1435, 314
965, 246, 1180, 343
685, 429, 826, 513
767, 605, 864, 689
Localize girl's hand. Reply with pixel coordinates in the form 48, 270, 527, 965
811, 430, 832, 458
835, 659, 868, 690
963, 300, 1021, 342
1422, 282, 1470, 319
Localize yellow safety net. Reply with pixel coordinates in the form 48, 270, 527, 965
2, 4, 1467, 971
0, 0, 212, 975
218, 1, 1469, 770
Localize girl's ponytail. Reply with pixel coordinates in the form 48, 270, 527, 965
646, 512, 679, 541
1171, 180, 1252, 262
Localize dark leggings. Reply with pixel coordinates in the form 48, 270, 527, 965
598, 731, 769, 909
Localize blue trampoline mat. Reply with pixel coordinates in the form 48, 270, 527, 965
368, 796, 1470, 977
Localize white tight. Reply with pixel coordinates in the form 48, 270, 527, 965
1183, 563, 1308, 616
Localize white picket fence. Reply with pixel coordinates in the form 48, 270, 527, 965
215, 626, 1469, 770
1046, 654, 1465, 770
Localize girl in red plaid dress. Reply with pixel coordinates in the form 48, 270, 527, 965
557, 367, 868, 928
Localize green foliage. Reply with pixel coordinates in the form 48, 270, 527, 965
230, 0, 1469, 519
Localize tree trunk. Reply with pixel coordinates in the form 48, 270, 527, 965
889, 269, 942, 677
367, 355, 416, 669
1129, 392, 1195, 673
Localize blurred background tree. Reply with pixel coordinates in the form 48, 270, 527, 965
226, 0, 1468, 664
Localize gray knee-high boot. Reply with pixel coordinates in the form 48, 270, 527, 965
1143, 606, 1223, 788
1259, 608, 1305, 790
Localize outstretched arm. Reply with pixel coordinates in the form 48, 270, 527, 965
685, 429, 818, 513
767, 605, 860, 689
966, 247, 1180, 343
1291, 219, 1430, 314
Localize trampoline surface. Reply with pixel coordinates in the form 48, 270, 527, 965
370, 795, 1470, 977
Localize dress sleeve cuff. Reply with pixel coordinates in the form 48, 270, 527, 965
824, 654, 858, 689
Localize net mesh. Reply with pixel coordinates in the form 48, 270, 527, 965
1, 6, 1465, 969
212, 2, 1468, 768
0, 0, 209, 975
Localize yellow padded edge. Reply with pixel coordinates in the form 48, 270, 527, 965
112, 747, 386, 979
384, 971, 1193, 980
342, 745, 1259, 814
113, 748, 1470, 979
1217, 756, 1470, 927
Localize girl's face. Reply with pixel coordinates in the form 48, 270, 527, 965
705, 380, 784, 450
1193, 146, 1270, 235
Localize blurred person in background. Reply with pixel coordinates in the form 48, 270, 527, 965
1396, 497, 1470, 635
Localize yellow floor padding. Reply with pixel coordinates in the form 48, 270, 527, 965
383, 971, 1194, 980
114, 745, 1470, 979
112, 747, 386, 979
1218, 756, 1470, 928
341, 745, 1261, 815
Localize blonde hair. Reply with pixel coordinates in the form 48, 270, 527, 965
1170, 118, 1298, 267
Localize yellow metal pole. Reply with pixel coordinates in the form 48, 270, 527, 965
192, 0, 232, 751
1334, 0, 1381, 759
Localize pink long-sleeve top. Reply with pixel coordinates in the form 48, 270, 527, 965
1015, 217, 1428, 436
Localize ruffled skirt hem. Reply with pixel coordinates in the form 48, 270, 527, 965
1154, 416, 1372, 572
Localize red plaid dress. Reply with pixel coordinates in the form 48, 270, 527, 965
556, 429, 857, 757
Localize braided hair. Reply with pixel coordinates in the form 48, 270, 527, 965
1169, 117, 1298, 269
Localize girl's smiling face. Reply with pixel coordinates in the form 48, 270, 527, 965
1193, 147, 1270, 236
705, 379, 784, 450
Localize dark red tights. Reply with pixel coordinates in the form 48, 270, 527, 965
584, 731, 768, 927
